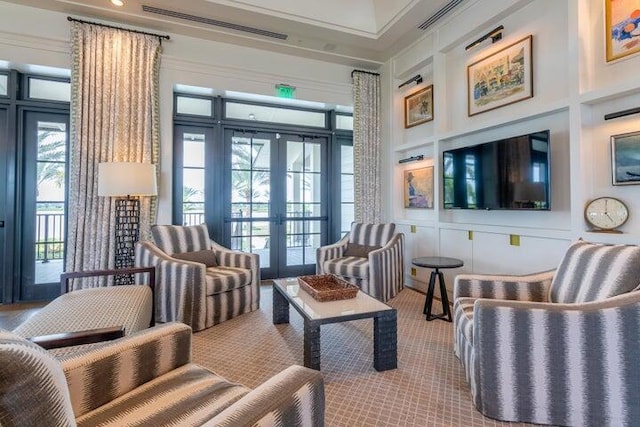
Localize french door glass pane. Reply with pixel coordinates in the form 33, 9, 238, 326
230, 136, 272, 268
182, 132, 205, 225
285, 220, 321, 266
35, 121, 67, 285
285, 139, 322, 267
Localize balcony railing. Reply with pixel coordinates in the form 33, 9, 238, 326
35, 212, 65, 262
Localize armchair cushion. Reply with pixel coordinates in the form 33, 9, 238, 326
453, 297, 476, 345
550, 240, 640, 303
151, 224, 211, 255
205, 266, 253, 295
322, 256, 370, 279
343, 243, 380, 258
173, 250, 219, 267
76, 364, 250, 427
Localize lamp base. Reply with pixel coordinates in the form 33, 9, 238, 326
114, 197, 140, 285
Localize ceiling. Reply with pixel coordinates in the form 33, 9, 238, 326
5, 0, 467, 69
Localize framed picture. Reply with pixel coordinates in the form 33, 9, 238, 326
605, 0, 640, 62
611, 130, 640, 185
404, 85, 433, 128
404, 166, 433, 209
467, 35, 533, 117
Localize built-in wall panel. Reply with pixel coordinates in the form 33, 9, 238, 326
437, 228, 473, 299
471, 232, 569, 275
443, 0, 570, 134
385, 0, 640, 293
398, 223, 437, 293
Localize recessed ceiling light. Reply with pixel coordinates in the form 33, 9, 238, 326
111, 0, 124, 6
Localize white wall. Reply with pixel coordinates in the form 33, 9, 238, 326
0, 1, 354, 223
385, 0, 640, 297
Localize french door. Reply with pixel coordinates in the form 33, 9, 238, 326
20, 111, 69, 300
226, 129, 328, 279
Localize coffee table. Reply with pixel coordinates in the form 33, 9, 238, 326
272, 277, 397, 371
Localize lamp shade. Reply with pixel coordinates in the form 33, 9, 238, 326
98, 162, 157, 197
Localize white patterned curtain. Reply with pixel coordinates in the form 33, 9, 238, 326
352, 71, 381, 223
66, 22, 161, 273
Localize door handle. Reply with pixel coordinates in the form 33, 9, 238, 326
0, 220, 4, 228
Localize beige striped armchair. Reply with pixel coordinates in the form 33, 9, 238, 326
135, 223, 260, 331
0, 322, 325, 426
316, 223, 404, 302
453, 240, 640, 426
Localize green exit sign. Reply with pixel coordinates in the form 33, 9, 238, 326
276, 84, 295, 99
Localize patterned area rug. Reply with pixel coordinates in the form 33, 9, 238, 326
192, 286, 530, 426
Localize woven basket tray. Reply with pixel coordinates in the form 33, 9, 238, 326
297, 274, 359, 302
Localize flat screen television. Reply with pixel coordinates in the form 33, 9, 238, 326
443, 130, 550, 210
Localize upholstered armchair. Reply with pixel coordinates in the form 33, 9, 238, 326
453, 240, 640, 426
316, 222, 404, 302
0, 322, 325, 426
135, 223, 260, 332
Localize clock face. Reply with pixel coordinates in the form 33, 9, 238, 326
584, 197, 629, 230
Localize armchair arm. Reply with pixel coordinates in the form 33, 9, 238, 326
205, 365, 324, 427
473, 291, 640, 423
61, 322, 192, 418
367, 233, 405, 301
316, 234, 349, 274
28, 326, 125, 350
453, 269, 555, 302
136, 241, 208, 329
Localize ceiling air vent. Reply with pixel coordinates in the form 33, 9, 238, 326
141, 5, 288, 40
417, 0, 467, 31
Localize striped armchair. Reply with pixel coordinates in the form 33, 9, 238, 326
135, 224, 260, 331
316, 223, 404, 302
453, 240, 640, 426
0, 323, 325, 426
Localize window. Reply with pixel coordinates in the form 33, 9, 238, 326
176, 96, 213, 117
225, 102, 326, 128
336, 114, 353, 131
28, 77, 70, 102
182, 132, 206, 225
0, 74, 7, 97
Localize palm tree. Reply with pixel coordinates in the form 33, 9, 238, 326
36, 130, 66, 199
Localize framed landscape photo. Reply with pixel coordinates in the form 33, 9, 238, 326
611, 130, 640, 185
404, 166, 434, 209
404, 85, 433, 128
467, 35, 533, 117
605, 0, 640, 62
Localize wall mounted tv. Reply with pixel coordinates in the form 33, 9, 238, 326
443, 130, 550, 210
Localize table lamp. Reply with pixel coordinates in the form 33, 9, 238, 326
98, 162, 157, 283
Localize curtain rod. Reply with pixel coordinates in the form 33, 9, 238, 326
67, 16, 170, 41
351, 69, 380, 77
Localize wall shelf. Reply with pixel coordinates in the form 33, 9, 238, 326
579, 80, 640, 106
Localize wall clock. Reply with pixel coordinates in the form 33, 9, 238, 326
584, 197, 629, 233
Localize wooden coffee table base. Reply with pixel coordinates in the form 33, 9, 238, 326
272, 280, 397, 372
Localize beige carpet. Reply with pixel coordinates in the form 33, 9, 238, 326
192, 286, 531, 427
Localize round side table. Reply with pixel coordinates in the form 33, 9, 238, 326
412, 256, 464, 322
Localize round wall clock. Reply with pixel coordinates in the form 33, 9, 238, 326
584, 197, 629, 233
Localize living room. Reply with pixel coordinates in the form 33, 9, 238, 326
1, 0, 640, 426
